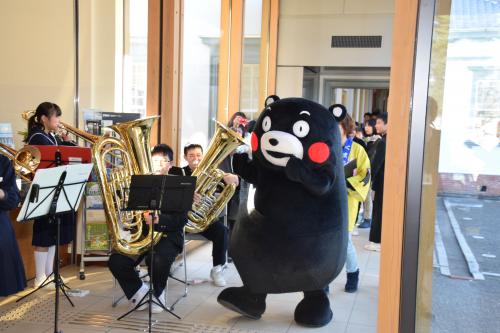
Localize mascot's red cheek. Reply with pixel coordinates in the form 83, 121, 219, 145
251, 132, 259, 152
308, 142, 330, 164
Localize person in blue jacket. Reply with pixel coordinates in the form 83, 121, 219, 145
0, 154, 27, 296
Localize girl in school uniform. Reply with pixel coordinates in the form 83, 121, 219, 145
25, 102, 75, 288
0, 155, 27, 296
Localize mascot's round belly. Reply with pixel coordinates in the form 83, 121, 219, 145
231, 210, 347, 293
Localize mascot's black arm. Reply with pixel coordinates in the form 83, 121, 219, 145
232, 153, 259, 185
284, 157, 336, 196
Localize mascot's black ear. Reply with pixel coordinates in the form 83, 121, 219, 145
329, 104, 347, 122
265, 95, 280, 107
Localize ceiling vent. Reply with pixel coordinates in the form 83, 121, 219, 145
331, 36, 382, 48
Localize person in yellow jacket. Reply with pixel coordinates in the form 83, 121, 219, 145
338, 113, 371, 292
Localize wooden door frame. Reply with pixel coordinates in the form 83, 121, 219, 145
377, 0, 419, 331
379, 0, 441, 331
146, 0, 183, 163
258, 0, 279, 107
217, 0, 244, 124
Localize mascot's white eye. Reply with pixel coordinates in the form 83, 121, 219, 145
262, 116, 272, 132
292, 120, 310, 138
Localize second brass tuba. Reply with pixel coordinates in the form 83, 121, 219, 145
0, 143, 40, 182
185, 121, 245, 233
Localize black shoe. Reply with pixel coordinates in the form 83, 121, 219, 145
217, 287, 266, 319
344, 269, 359, 293
358, 219, 371, 229
294, 290, 333, 327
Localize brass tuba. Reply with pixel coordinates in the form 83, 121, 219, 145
186, 121, 245, 233
21, 110, 162, 256
92, 117, 163, 255
0, 143, 40, 182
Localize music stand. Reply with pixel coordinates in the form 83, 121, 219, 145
117, 174, 195, 333
17, 164, 93, 333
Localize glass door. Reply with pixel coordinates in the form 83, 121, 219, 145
404, 0, 500, 331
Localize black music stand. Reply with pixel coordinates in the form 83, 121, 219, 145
117, 175, 195, 333
16, 164, 93, 333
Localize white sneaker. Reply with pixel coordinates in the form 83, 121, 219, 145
152, 290, 166, 314
137, 267, 149, 282
169, 261, 182, 275
210, 265, 226, 287
351, 228, 359, 236
364, 242, 381, 252
129, 283, 149, 311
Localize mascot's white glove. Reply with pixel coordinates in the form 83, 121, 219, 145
235, 144, 250, 154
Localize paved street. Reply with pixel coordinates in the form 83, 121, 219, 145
432, 196, 500, 333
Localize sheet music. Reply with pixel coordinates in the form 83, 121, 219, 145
17, 163, 93, 221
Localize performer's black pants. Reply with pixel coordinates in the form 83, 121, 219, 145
199, 218, 228, 267
369, 188, 384, 244
108, 237, 182, 299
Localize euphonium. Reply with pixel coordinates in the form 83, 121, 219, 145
186, 121, 245, 233
0, 143, 40, 182
22, 110, 162, 256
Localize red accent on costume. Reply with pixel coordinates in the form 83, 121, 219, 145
308, 142, 330, 164
251, 132, 259, 152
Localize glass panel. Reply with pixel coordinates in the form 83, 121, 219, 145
180, 0, 221, 150
123, 0, 148, 116
416, 1, 500, 332
239, 0, 262, 121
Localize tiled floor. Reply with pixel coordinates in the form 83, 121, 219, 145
0, 229, 379, 333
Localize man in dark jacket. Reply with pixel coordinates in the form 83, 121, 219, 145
366, 112, 388, 252
169, 144, 238, 287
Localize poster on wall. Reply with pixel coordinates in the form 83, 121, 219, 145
0, 123, 14, 148
83, 109, 141, 136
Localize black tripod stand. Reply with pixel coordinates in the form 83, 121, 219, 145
117, 175, 184, 332
17, 171, 75, 333
16, 164, 92, 333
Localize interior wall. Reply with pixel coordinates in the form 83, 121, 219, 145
0, 0, 75, 149
276, 0, 394, 98
278, 0, 394, 67
275, 67, 304, 97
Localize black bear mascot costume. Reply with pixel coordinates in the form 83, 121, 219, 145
217, 96, 348, 327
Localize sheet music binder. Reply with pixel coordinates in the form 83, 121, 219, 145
126, 175, 196, 212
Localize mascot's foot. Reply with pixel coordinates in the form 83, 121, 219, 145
294, 290, 332, 327
217, 287, 267, 319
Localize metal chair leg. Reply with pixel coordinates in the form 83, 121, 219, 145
166, 230, 189, 310
112, 277, 126, 307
